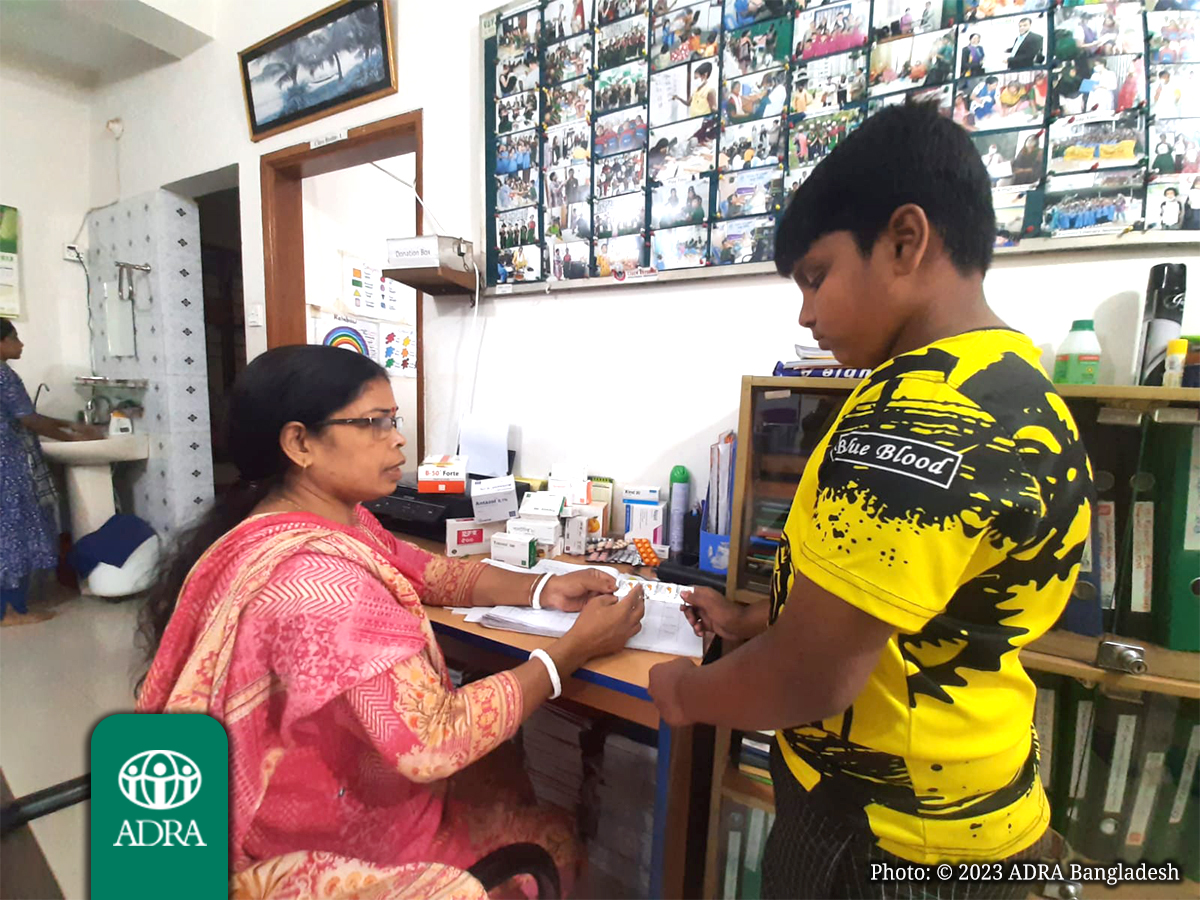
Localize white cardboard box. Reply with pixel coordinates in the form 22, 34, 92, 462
491, 532, 537, 568
445, 518, 506, 557
520, 491, 566, 519
470, 475, 519, 523
507, 516, 563, 545
564, 515, 589, 555
418, 454, 467, 494
625, 501, 666, 542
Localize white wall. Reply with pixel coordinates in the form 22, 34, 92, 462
301, 155, 419, 477
0, 64, 93, 419
82, 0, 1199, 493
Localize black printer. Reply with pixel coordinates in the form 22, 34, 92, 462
366, 476, 530, 542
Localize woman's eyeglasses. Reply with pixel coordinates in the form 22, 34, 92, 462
316, 413, 404, 438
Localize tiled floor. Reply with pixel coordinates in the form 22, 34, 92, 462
1, 580, 142, 900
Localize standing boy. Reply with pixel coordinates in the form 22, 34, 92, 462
649, 104, 1093, 898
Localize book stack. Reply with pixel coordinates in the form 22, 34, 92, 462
746, 502, 789, 591
737, 731, 774, 787
773, 344, 872, 380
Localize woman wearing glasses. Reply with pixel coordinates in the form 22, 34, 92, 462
136, 345, 644, 897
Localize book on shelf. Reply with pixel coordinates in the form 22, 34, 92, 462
773, 361, 874, 379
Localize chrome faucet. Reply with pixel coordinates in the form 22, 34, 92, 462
84, 395, 113, 426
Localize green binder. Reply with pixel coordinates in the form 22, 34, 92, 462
1147, 700, 1199, 881
1147, 422, 1200, 652
1074, 692, 1143, 861
1119, 693, 1179, 863
1051, 679, 1098, 839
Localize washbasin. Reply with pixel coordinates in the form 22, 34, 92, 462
39, 434, 151, 564
39, 434, 149, 465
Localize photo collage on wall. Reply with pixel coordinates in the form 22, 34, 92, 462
485, 0, 1200, 286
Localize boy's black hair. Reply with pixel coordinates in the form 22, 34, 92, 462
775, 103, 995, 278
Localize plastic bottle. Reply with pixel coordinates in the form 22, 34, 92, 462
668, 465, 689, 555
1162, 338, 1187, 388
1053, 319, 1102, 386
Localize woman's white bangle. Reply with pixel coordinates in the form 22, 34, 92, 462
529, 648, 562, 699
531, 573, 552, 610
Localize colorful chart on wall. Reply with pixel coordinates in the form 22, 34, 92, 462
341, 253, 408, 322
0, 205, 20, 317
482, 0, 1197, 290
381, 324, 418, 377
309, 309, 382, 365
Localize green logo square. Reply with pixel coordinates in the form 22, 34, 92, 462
91, 714, 228, 900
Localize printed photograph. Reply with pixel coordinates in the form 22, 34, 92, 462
595, 193, 647, 238
545, 162, 593, 206
1148, 11, 1198, 64
652, 223, 709, 269
595, 107, 650, 156
719, 116, 785, 168
544, 0, 593, 41
650, 1, 722, 70
726, 0, 790, 28
545, 79, 591, 127
785, 163, 818, 197
652, 178, 711, 226
710, 215, 777, 263
651, 59, 720, 126
499, 8, 539, 60
793, 0, 870, 61
598, 0, 650, 23
1146, 176, 1200, 229
649, 115, 720, 177
1150, 118, 1200, 175
496, 207, 539, 250
1054, 4, 1144, 63
965, 0, 1050, 22
958, 14, 1047, 78
973, 128, 1044, 184
597, 148, 648, 196
869, 28, 957, 95
872, 0, 955, 42
725, 16, 795, 77
598, 16, 649, 69
1053, 55, 1143, 116
788, 108, 862, 166
723, 67, 789, 122
717, 167, 785, 216
495, 131, 538, 179
597, 61, 649, 113
792, 50, 867, 112
496, 243, 543, 283
992, 186, 1031, 241
1042, 168, 1144, 235
954, 72, 1048, 131
867, 81, 954, 115
497, 90, 539, 133
546, 238, 591, 280
545, 34, 591, 84
1049, 111, 1145, 174
595, 234, 646, 276
1145, 0, 1200, 10
1151, 64, 1200, 118
546, 121, 592, 166
495, 169, 539, 211
546, 201, 594, 242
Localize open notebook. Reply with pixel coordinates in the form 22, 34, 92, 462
453, 559, 704, 658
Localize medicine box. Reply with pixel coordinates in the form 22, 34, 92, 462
470, 475, 519, 523
564, 515, 589, 555
507, 517, 563, 545
445, 518, 505, 557
625, 501, 666, 542
491, 532, 537, 568
418, 454, 467, 494
520, 491, 566, 519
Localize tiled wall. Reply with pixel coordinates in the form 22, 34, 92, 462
87, 191, 213, 537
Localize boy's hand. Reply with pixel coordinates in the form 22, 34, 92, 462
681, 586, 752, 639
649, 658, 697, 726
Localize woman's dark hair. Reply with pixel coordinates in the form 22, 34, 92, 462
0, 318, 15, 340
137, 345, 387, 677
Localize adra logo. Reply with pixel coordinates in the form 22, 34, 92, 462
92, 715, 228, 900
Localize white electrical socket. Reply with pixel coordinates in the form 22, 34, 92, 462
63, 243, 82, 262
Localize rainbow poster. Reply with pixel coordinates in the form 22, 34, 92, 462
308, 311, 380, 364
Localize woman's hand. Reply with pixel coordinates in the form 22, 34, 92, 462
539, 569, 618, 612
67, 423, 106, 441
561, 584, 645, 659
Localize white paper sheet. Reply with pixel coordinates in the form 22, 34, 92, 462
459, 413, 509, 477
474, 601, 703, 658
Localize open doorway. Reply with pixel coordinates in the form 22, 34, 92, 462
196, 188, 247, 495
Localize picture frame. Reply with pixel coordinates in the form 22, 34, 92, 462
239, 0, 397, 143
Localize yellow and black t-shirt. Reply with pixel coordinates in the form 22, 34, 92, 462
771, 329, 1093, 864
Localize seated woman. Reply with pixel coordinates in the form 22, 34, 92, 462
136, 345, 645, 896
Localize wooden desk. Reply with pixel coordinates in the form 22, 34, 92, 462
399, 535, 695, 899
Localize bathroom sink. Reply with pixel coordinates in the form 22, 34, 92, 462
39, 435, 151, 561
39, 434, 149, 465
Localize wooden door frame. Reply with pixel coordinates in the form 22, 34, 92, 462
260, 109, 425, 463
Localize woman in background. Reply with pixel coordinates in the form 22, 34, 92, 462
137, 345, 645, 897
1, 319, 101, 624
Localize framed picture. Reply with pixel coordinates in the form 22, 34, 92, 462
239, 0, 397, 142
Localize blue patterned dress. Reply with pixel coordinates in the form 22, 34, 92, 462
0, 363, 57, 591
